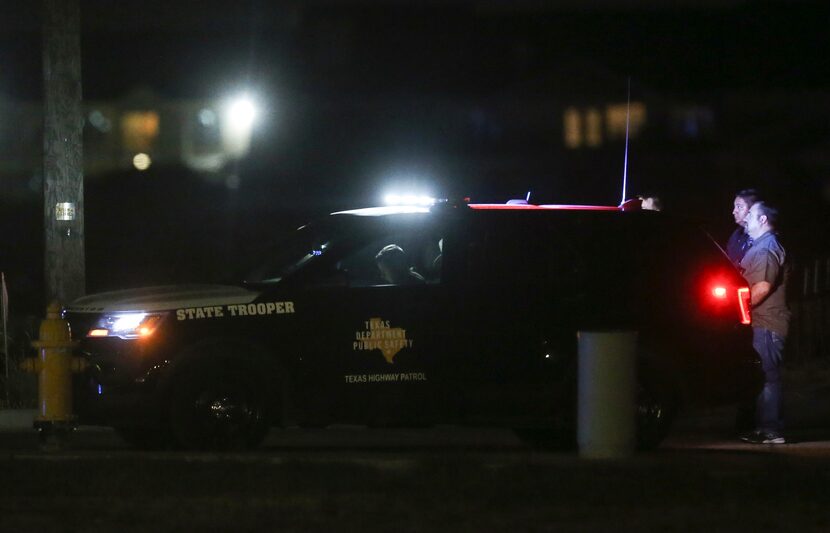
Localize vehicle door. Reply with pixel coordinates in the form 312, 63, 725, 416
285, 215, 449, 426
439, 212, 585, 423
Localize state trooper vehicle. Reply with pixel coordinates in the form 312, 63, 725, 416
65, 199, 759, 450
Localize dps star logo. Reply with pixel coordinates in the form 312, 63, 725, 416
352, 317, 414, 364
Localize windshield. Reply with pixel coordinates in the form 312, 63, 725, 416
243, 223, 337, 284
241, 211, 435, 286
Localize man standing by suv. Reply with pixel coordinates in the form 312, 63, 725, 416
727, 189, 761, 268
740, 201, 791, 445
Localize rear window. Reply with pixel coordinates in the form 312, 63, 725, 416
459, 212, 583, 289
459, 210, 730, 293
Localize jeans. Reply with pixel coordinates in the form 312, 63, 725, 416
752, 327, 785, 433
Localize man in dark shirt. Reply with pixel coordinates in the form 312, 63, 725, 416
726, 189, 761, 268
739, 201, 790, 445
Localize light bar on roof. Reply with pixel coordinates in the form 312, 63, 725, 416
383, 194, 436, 206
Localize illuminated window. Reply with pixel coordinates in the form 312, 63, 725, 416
585, 108, 602, 147
565, 106, 616, 149
605, 102, 647, 140
563, 107, 581, 149
121, 111, 160, 152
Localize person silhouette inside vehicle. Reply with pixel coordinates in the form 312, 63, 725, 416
375, 244, 425, 286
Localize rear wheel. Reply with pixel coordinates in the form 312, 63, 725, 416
516, 370, 677, 451
636, 379, 677, 450
169, 355, 272, 451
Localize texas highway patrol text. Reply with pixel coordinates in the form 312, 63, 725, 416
344, 372, 428, 383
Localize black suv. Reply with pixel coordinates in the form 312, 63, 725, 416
66, 201, 760, 450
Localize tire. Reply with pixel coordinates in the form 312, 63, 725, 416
636, 377, 678, 450
169, 354, 273, 451
516, 368, 677, 451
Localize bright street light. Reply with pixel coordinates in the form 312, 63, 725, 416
225, 96, 257, 132
221, 94, 259, 157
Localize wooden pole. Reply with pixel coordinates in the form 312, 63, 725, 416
42, 0, 85, 306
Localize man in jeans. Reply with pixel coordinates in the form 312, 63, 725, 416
739, 201, 791, 444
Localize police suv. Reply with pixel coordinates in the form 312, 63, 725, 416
65, 200, 759, 450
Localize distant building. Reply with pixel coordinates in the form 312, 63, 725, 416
0, 88, 257, 196
1, 80, 828, 214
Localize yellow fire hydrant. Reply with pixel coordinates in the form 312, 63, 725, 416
20, 301, 87, 443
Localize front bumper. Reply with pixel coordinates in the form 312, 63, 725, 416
71, 341, 170, 428
73, 374, 162, 427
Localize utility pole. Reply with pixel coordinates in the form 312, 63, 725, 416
42, 0, 85, 306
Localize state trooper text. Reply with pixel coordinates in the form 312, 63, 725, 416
176, 301, 295, 320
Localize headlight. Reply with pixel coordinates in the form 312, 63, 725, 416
87, 312, 166, 339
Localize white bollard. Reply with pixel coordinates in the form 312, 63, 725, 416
577, 330, 638, 459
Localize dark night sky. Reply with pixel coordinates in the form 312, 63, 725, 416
2, 1, 828, 210
0, 0, 828, 301
1, 1, 828, 100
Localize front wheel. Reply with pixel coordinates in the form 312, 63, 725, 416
169, 356, 272, 451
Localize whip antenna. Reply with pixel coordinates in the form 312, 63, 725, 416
620, 77, 631, 205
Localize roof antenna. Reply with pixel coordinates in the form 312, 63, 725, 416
526, 190, 532, 203
620, 76, 631, 206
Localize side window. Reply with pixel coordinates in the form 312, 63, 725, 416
462, 217, 581, 289
335, 229, 444, 288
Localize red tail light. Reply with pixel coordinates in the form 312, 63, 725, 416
737, 287, 751, 325
702, 276, 751, 326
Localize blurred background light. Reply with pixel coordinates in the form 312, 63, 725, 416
198, 108, 217, 126
221, 94, 259, 157
132, 152, 151, 170
88, 109, 112, 132
225, 96, 257, 132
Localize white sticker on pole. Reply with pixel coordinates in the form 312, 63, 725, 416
55, 203, 76, 221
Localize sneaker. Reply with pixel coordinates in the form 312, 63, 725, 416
738, 431, 755, 442
742, 430, 786, 445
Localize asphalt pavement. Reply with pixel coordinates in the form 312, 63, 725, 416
2, 391, 830, 532
1, 423, 830, 532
